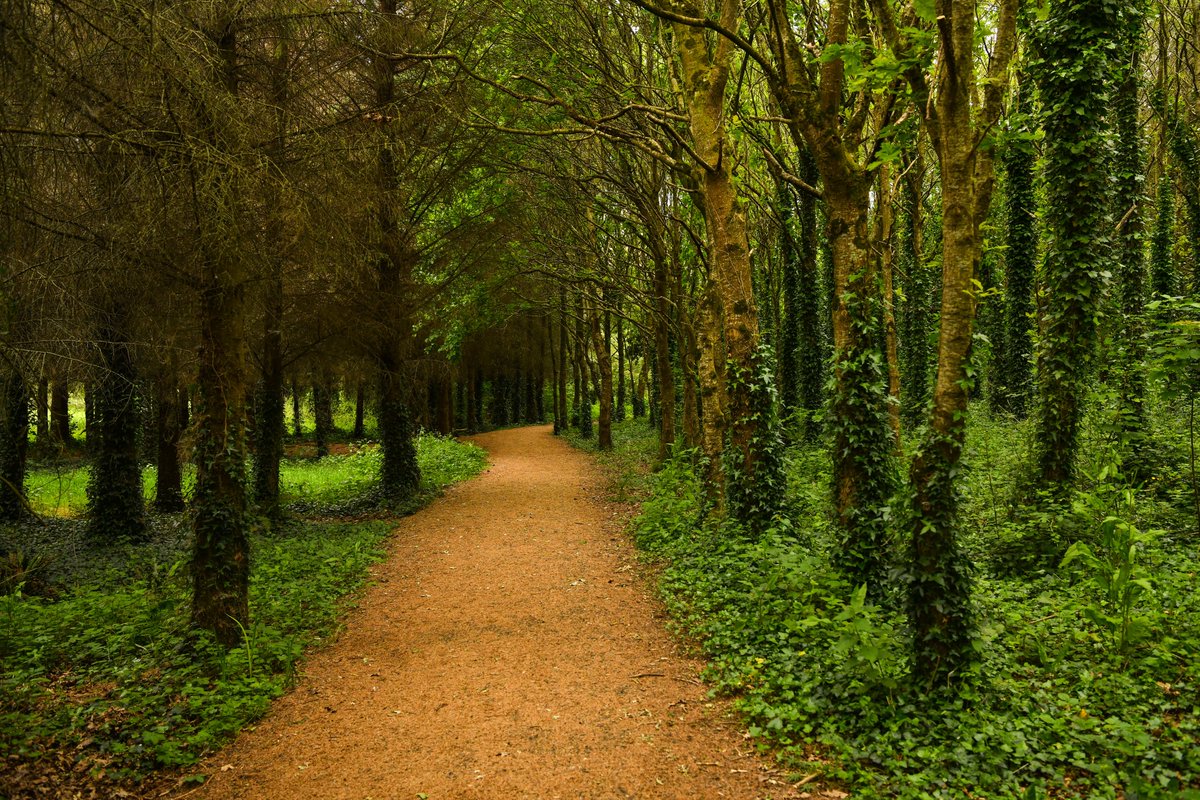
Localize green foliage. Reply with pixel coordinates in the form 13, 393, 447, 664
724, 345, 788, 533
1029, 0, 1124, 491
1150, 172, 1178, 298
0, 520, 388, 780
0, 432, 485, 790
827, 280, 897, 594
1060, 490, 1158, 654
993, 81, 1039, 418
607, 410, 1200, 798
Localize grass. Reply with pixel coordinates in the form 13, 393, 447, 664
23, 432, 487, 518
575, 411, 1200, 799
0, 431, 487, 797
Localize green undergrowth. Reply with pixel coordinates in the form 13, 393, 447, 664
588, 417, 1200, 799
562, 417, 658, 502
0, 432, 486, 794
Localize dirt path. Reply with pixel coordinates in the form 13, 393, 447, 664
185, 425, 806, 800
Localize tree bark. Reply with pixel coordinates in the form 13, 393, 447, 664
590, 294, 614, 450
87, 314, 146, 542
155, 375, 184, 513
50, 379, 72, 445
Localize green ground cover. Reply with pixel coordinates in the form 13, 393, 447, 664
578, 413, 1200, 799
0, 433, 487, 793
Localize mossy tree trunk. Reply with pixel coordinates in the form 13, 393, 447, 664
890, 0, 1017, 685
671, 2, 765, 517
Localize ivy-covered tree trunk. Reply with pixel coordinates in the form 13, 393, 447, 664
905, 0, 1017, 686
1031, 0, 1121, 491
1113, 6, 1149, 476
192, 272, 251, 647
672, 4, 763, 507
795, 150, 824, 441
995, 81, 1037, 417
899, 152, 931, 422
1150, 172, 1177, 298
154, 375, 184, 513
824, 187, 895, 589
878, 163, 903, 448
87, 317, 146, 542
778, 178, 802, 418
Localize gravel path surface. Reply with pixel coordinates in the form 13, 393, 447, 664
184, 425, 811, 800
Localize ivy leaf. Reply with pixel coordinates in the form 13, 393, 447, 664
913, 0, 936, 23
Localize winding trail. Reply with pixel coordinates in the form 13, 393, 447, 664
187, 425, 802, 800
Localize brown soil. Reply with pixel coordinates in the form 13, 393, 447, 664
181, 425, 828, 800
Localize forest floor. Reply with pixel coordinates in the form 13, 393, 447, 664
175, 425, 818, 800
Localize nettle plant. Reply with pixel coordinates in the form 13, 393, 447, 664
1060, 462, 1159, 655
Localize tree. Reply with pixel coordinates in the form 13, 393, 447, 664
1030, 0, 1123, 492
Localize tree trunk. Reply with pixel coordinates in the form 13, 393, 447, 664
354, 382, 366, 438
87, 316, 146, 542
879, 163, 903, 449
906, 0, 1016, 685
191, 9, 250, 648
472, 370, 484, 430
253, 29, 288, 516
590, 295, 613, 450
438, 375, 453, 435
34, 377, 47, 442
672, 5, 761, 509
313, 379, 332, 458
253, 280, 285, 509
373, 0, 421, 503
155, 375, 185, 513
50, 379, 72, 445
652, 248, 676, 461
614, 307, 626, 422
291, 381, 302, 438
0, 369, 28, 522
1031, 0, 1121, 491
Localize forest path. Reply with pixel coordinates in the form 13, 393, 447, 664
185, 424, 804, 800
